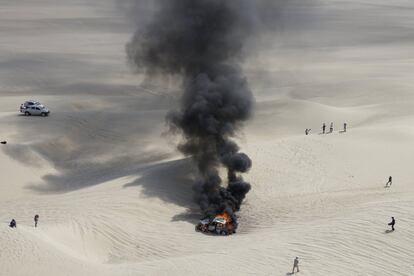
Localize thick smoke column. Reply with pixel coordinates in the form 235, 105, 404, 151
127, 0, 259, 224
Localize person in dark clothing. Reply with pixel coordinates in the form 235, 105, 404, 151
329, 122, 333, 133
388, 217, 395, 231
34, 214, 39, 227
292, 257, 300, 274
385, 176, 392, 187
305, 128, 311, 135
9, 219, 16, 228
343, 122, 347, 132
322, 123, 326, 134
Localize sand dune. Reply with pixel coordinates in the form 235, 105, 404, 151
1, 0, 414, 275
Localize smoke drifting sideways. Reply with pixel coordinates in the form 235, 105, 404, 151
127, 0, 278, 225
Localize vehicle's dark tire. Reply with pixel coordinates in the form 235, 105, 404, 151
41, 113, 46, 117
25, 111, 30, 116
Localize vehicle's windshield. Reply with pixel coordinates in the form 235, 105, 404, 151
25, 101, 40, 106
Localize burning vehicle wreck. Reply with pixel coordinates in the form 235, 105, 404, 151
196, 212, 236, 235
127, 0, 256, 235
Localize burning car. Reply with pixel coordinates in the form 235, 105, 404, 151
195, 212, 236, 235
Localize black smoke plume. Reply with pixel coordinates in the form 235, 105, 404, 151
127, 0, 270, 225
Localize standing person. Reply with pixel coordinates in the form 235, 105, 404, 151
388, 217, 395, 231
305, 129, 311, 135
329, 122, 333, 133
385, 176, 392, 187
34, 214, 39, 228
343, 122, 347, 132
292, 256, 300, 274
322, 123, 326, 134
9, 219, 16, 228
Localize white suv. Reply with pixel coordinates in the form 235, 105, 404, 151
20, 101, 50, 116
20, 100, 42, 112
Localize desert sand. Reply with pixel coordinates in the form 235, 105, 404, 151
1, 0, 414, 275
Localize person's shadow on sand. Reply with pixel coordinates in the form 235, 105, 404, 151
384, 229, 394, 234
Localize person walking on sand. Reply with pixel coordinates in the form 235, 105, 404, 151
9, 219, 16, 228
343, 122, 347, 132
34, 214, 39, 228
388, 217, 395, 231
292, 256, 299, 274
322, 123, 326, 134
329, 122, 333, 133
385, 176, 392, 187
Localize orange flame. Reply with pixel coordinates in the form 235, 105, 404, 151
215, 211, 231, 222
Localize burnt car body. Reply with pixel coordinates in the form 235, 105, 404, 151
195, 212, 236, 235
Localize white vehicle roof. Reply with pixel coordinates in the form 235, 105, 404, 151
212, 217, 226, 224
23, 101, 42, 106
199, 218, 210, 225
28, 105, 47, 109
